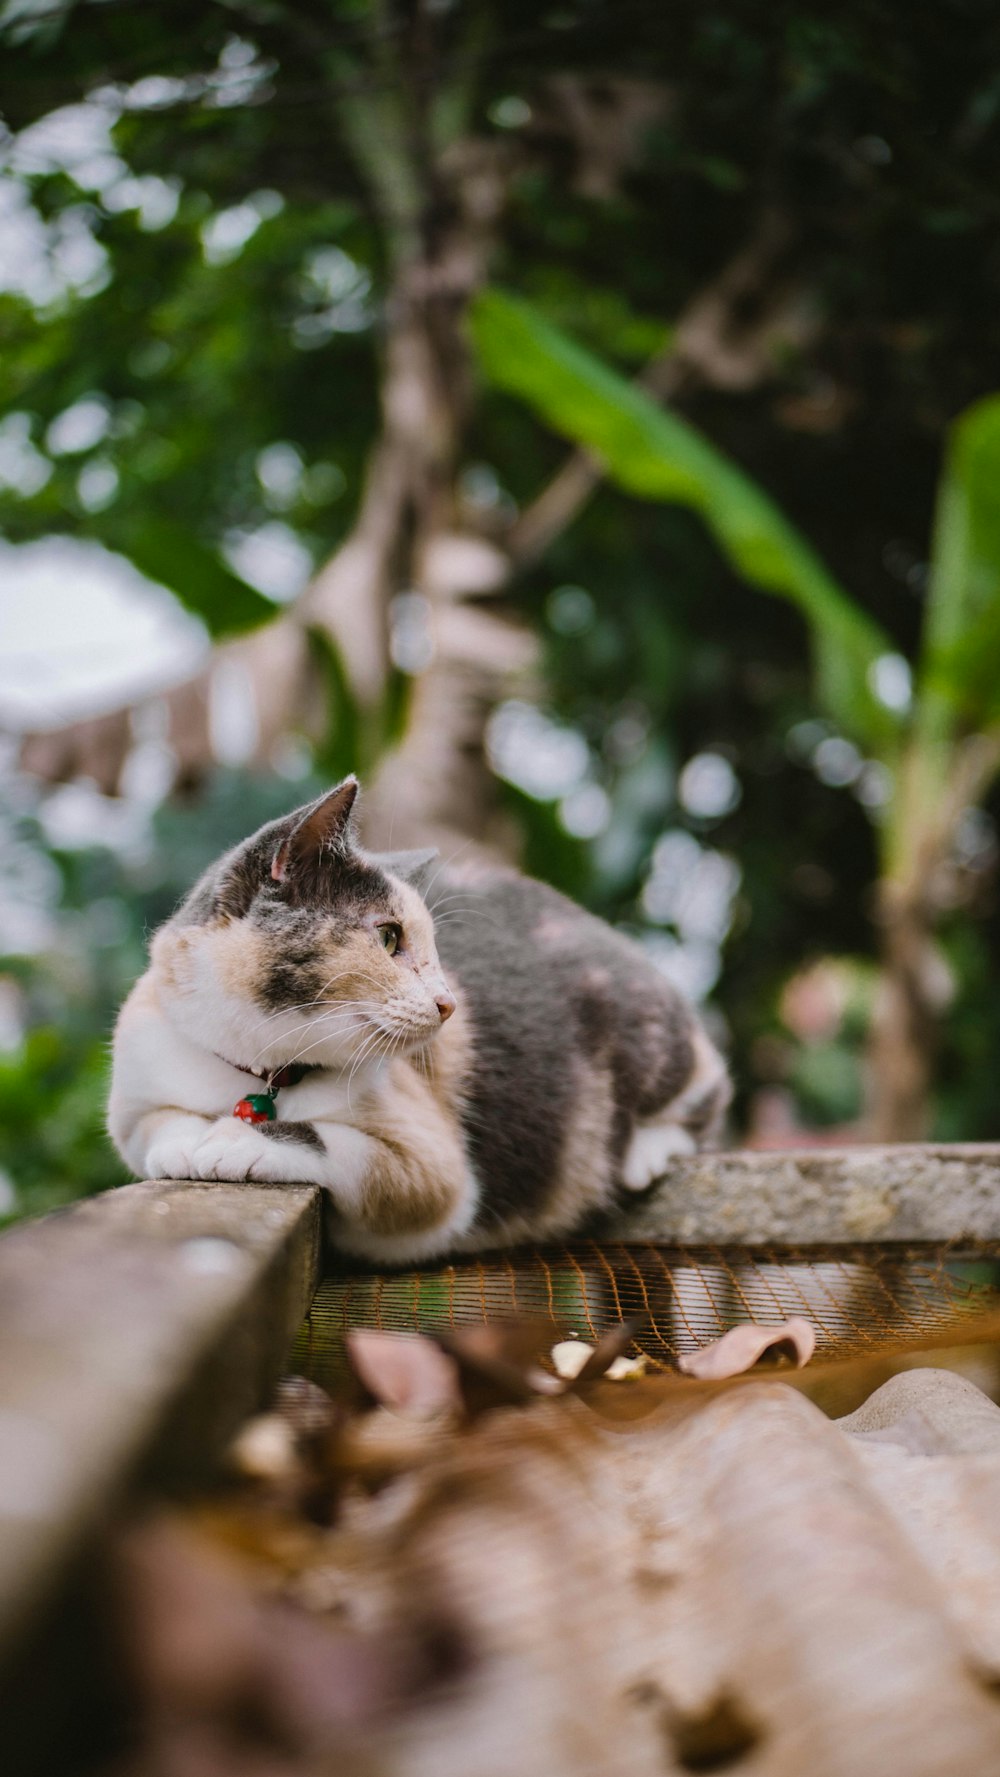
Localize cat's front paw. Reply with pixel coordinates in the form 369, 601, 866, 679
191, 1117, 274, 1182
621, 1120, 696, 1192
145, 1130, 208, 1180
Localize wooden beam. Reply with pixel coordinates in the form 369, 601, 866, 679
0, 1179, 321, 1673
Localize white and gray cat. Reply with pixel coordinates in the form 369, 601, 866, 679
109, 777, 730, 1264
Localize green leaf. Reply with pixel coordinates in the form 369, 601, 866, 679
917, 394, 1000, 733
470, 287, 898, 750
108, 513, 277, 638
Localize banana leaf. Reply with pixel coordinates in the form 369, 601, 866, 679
471, 287, 899, 752
917, 394, 1000, 735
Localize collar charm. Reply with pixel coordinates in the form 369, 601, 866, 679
234, 1091, 277, 1125
232, 1062, 310, 1125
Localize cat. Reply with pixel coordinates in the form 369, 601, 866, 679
108, 777, 730, 1264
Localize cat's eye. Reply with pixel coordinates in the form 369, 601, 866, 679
378, 921, 402, 956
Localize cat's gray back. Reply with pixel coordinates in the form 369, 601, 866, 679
424, 866, 715, 1229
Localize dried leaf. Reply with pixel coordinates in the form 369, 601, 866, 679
113, 1512, 445, 1762
337, 1410, 449, 1486
225, 1377, 345, 1524
436, 1319, 563, 1410
678, 1317, 816, 1380
256, 1600, 427, 1743
442, 1319, 560, 1371
229, 1413, 298, 1483
551, 1339, 593, 1380
348, 1330, 463, 1417
117, 1515, 267, 1718
550, 1343, 653, 1386
351, 1317, 649, 1426
571, 1315, 649, 1386
274, 1374, 339, 1437
604, 1353, 649, 1381
664, 1690, 763, 1768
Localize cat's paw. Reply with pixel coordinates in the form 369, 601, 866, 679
191, 1118, 275, 1182
621, 1121, 696, 1192
144, 1130, 208, 1180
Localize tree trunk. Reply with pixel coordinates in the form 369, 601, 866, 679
865, 894, 948, 1142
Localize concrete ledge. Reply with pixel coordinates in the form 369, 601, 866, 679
0, 1179, 321, 1672
609, 1145, 1000, 1243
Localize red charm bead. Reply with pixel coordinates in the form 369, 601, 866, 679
233, 1093, 276, 1124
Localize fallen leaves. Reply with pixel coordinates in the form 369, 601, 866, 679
346, 1316, 650, 1419
345, 1312, 817, 1415
104, 1310, 820, 1772
109, 1511, 462, 1777
551, 1336, 649, 1383
349, 1329, 464, 1417
227, 1371, 344, 1523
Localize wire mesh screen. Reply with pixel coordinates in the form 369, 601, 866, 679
290, 1240, 1000, 1389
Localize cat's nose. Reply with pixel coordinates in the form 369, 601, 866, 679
435, 988, 456, 1022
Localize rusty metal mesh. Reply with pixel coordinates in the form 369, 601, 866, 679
290, 1240, 1000, 1389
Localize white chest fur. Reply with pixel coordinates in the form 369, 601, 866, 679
107, 971, 385, 1143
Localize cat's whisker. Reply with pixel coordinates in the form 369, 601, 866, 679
426, 887, 484, 904
263, 965, 362, 1007
430, 903, 503, 922
245, 1003, 379, 1068
431, 910, 506, 936
427, 891, 502, 915
246, 1001, 376, 1047
248, 969, 385, 1029
429, 900, 504, 924
430, 906, 502, 924
345, 1026, 390, 1110
250, 999, 376, 1044
284, 1017, 379, 1075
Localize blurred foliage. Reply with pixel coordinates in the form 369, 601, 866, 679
472, 287, 899, 751
923, 397, 1000, 729
3, 0, 1000, 1214
0, 1024, 124, 1220
0, 769, 330, 1220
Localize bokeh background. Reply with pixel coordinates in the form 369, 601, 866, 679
2, 0, 1000, 1222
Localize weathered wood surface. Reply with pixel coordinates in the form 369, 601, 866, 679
0, 1179, 321, 1671
613, 1144, 1000, 1242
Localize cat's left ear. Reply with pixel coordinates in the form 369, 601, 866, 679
271, 777, 359, 883
369, 847, 439, 887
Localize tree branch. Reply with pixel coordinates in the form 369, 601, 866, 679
507, 212, 809, 570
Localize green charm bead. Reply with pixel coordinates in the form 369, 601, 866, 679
233, 1091, 277, 1124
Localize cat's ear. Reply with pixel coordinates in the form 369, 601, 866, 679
271, 777, 359, 883
369, 847, 439, 887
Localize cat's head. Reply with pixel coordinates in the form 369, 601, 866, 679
151, 777, 456, 1072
